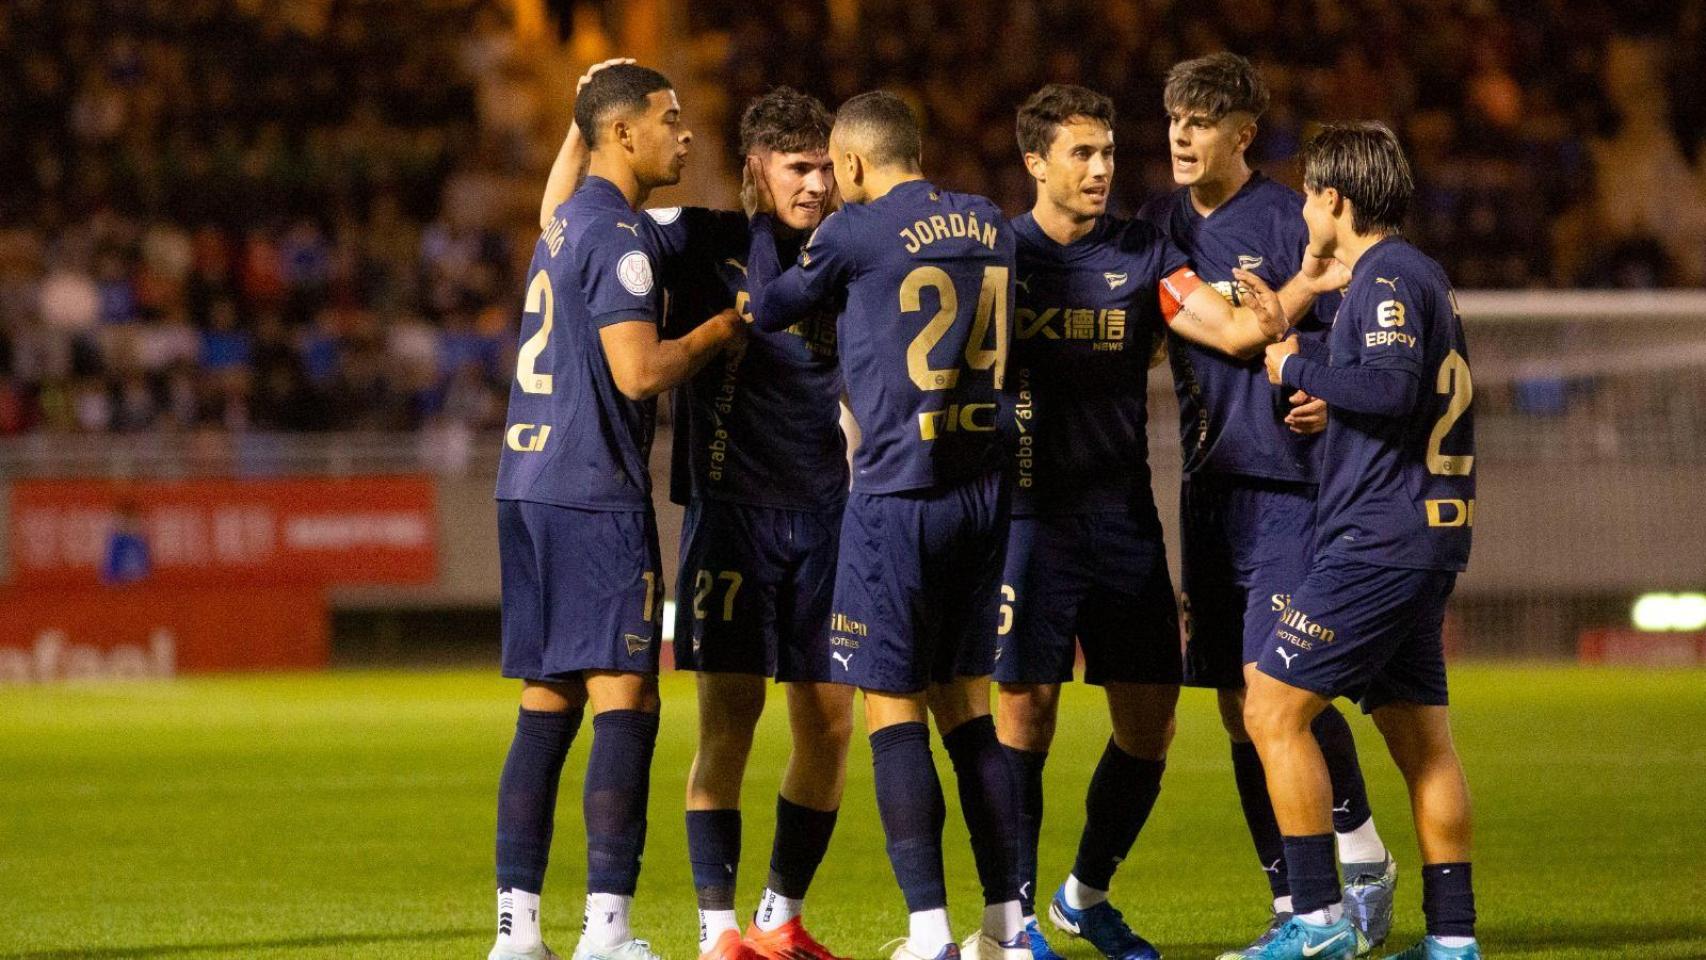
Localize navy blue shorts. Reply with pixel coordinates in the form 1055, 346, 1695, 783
1254, 555, 1457, 712
827, 471, 1008, 693
672, 498, 841, 682
498, 499, 664, 680
994, 510, 1181, 686
1180, 474, 1318, 689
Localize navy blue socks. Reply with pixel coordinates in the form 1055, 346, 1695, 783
686, 808, 742, 910
943, 715, 1022, 906
585, 709, 660, 895
1312, 705, 1374, 833
768, 795, 839, 899
1071, 738, 1165, 891
1002, 743, 1048, 914
1283, 834, 1340, 915
1422, 863, 1476, 937
1231, 738, 1290, 897
870, 721, 948, 912
496, 707, 583, 893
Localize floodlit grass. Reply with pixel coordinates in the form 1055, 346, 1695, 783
0, 665, 1700, 959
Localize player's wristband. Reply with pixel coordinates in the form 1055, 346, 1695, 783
1158, 267, 1204, 325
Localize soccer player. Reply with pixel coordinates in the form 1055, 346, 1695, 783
537, 71, 855, 960
744, 91, 1025, 960
660, 89, 855, 960
1243, 122, 1479, 960
1138, 54, 1398, 958
995, 84, 1328, 960
490, 64, 745, 960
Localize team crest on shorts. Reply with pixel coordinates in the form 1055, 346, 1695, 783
624, 632, 653, 655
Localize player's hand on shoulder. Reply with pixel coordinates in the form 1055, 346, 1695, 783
1235, 267, 1288, 341
1285, 390, 1328, 434
1264, 335, 1300, 385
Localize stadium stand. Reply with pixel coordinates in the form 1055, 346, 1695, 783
0, 0, 553, 439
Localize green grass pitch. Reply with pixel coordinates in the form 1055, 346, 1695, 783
1, 665, 1701, 959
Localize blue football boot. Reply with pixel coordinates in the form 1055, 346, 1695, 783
1342, 854, 1398, 951
1024, 919, 1065, 960
1238, 915, 1363, 960
1214, 911, 1291, 960
1380, 938, 1480, 960
1046, 887, 1161, 960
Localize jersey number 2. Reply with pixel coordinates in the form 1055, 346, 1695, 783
902, 265, 1010, 391
1426, 349, 1473, 476
516, 270, 554, 394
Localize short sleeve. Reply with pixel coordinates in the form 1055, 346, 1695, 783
1354, 275, 1424, 373
646, 206, 746, 264
578, 222, 659, 328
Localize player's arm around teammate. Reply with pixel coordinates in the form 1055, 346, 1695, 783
748, 94, 1030, 960
670, 91, 855, 960
1244, 124, 1480, 960
490, 65, 742, 960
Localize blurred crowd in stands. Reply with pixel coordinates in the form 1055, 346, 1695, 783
3, 0, 1705, 441
712, 0, 1706, 288
0, 0, 542, 438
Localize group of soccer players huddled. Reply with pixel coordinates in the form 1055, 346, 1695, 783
489, 49, 1479, 960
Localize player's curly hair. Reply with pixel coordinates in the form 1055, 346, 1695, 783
1016, 84, 1116, 157
1163, 52, 1270, 121
1301, 122, 1415, 234
739, 87, 834, 158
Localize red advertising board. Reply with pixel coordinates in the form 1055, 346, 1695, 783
9, 476, 437, 587
0, 586, 329, 682
1578, 628, 1706, 666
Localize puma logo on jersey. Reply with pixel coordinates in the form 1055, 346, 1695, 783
1276, 647, 1299, 669
724, 258, 748, 276
1103, 271, 1129, 289
1015, 275, 1032, 294
831, 651, 853, 671
1375, 276, 1400, 291
1238, 254, 1265, 271
615, 221, 641, 236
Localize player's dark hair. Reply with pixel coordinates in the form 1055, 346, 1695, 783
832, 91, 922, 168
1302, 122, 1415, 235
1163, 52, 1270, 121
575, 63, 674, 148
1015, 84, 1116, 157
739, 87, 833, 157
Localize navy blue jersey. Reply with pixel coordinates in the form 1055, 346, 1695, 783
1306, 238, 1474, 572
495, 176, 662, 509
747, 180, 1014, 494
647, 206, 848, 511
1007, 212, 1187, 516
1140, 174, 1339, 482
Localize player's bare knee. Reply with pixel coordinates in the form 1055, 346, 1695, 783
1373, 703, 1460, 779
585, 670, 660, 714
1107, 682, 1179, 759
996, 682, 1058, 750
928, 676, 992, 733
520, 678, 587, 712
